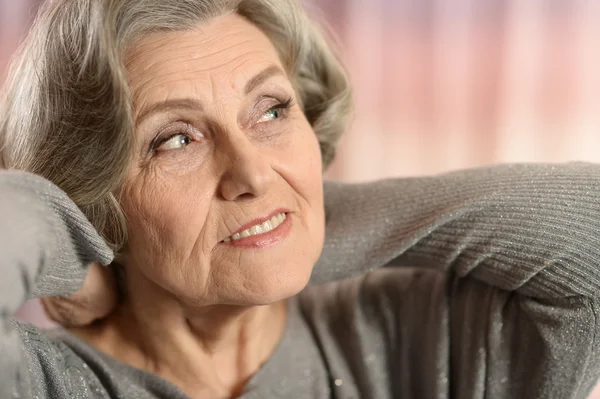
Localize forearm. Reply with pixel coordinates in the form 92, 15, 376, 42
0, 171, 113, 300
315, 163, 600, 299
0, 170, 112, 398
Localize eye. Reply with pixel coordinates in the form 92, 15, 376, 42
156, 133, 192, 151
259, 107, 282, 123
257, 98, 293, 124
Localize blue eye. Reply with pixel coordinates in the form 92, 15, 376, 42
257, 98, 293, 124
157, 134, 191, 151
259, 107, 282, 122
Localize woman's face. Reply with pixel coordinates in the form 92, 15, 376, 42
120, 13, 324, 307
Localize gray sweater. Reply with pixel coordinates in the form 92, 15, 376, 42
2, 163, 600, 399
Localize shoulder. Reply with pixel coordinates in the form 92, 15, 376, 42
13, 320, 109, 398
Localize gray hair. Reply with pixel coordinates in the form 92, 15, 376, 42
0, 0, 352, 251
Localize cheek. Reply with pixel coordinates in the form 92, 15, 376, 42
278, 122, 325, 235
303, 129, 326, 245
282, 123, 323, 200
120, 170, 214, 276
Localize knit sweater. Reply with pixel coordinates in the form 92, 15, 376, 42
2, 163, 600, 399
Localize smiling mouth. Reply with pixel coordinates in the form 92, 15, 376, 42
223, 212, 288, 242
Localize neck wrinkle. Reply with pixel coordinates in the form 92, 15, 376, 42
73, 270, 288, 398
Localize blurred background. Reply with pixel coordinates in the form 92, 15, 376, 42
2, 0, 600, 395
3, 0, 600, 179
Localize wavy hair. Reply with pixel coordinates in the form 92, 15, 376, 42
0, 0, 352, 251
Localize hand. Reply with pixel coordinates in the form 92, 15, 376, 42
40, 262, 118, 326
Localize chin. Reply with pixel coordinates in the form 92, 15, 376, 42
208, 215, 324, 306
241, 263, 314, 306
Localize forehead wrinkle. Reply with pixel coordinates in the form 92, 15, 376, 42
130, 36, 267, 87
128, 15, 277, 73
132, 57, 282, 116
128, 18, 262, 69
127, 15, 287, 117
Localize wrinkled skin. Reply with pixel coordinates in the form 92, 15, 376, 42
43, 13, 326, 325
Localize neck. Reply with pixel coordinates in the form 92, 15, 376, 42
71, 271, 288, 399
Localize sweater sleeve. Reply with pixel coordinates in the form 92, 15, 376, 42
314, 162, 600, 299
311, 162, 600, 398
0, 170, 113, 399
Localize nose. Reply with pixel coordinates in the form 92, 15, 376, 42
218, 135, 277, 201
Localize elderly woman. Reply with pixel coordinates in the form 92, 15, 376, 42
1, 0, 600, 398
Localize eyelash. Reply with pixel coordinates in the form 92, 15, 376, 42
149, 124, 194, 154
271, 97, 294, 115
149, 97, 295, 154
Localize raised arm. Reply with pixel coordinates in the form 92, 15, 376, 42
311, 162, 600, 398
314, 162, 600, 299
0, 170, 113, 399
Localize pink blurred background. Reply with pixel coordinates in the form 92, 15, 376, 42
2, 0, 600, 396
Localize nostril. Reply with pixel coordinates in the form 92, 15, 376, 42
237, 192, 256, 200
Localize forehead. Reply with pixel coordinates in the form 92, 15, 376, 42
125, 13, 286, 108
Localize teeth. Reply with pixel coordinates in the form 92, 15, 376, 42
225, 212, 287, 242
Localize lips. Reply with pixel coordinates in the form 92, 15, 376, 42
221, 209, 290, 242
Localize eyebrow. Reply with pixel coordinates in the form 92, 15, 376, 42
136, 98, 203, 126
244, 65, 286, 95
135, 64, 286, 126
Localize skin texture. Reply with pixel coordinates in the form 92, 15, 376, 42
69, 13, 325, 399
40, 263, 117, 326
